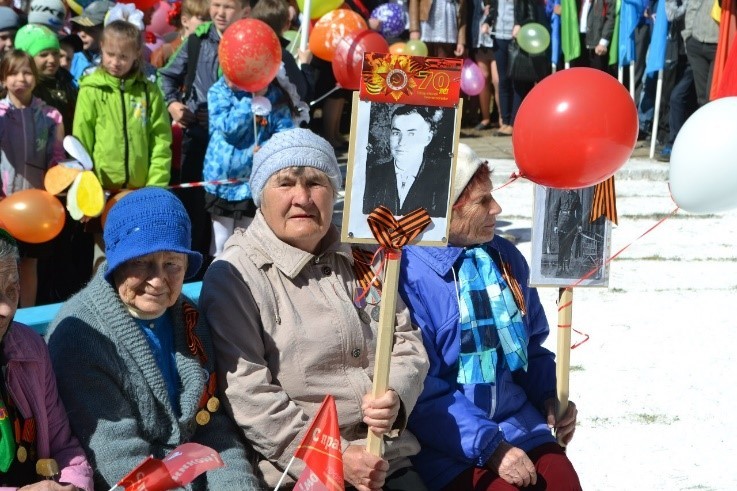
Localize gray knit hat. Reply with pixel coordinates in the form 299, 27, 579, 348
250, 128, 341, 206
0, 7, 20, 32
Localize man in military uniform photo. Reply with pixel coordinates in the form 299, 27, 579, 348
552, 189, 583, 275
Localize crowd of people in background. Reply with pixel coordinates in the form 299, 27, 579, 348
0, 0, 729, 307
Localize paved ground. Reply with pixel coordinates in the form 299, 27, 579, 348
338, 130, 737, 490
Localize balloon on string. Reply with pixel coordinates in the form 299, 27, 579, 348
669, 97, 737, 213
405, 39, 428, 56
219, 19, 282, 91
513, 68, 637, 189
149, 1, 176, 36
310, 9, 368, 61
516, 22, 550, 55
370, 3, 406, 39
0, 190, 65, 244
460, 58, 485, 96
389, 42, 406, 54
333, 29, 390, 90
296, 0, 344, 19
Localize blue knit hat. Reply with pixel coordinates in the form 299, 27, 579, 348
250, 128, 341, 206
103, 188, 203, 281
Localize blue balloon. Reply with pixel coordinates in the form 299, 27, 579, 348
370, 3, 407, 40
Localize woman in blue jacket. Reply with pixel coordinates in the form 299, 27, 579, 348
397, 143, 581, 490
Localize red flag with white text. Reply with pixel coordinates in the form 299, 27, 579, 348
294, 395, 344, 491
114, 443, 224, 491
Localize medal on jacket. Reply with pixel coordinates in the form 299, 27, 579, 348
16, 445, 27, 463
195, 410, 211, 426
184, 302, 221, 427
206, 396, 220, 413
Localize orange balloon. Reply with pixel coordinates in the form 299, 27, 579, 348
0, 189, 65, 244
100, 190, 133, 229
309, 9, 368, 61
389, 42, 406, 54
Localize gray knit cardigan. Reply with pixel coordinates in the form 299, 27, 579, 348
46, 265, 263, 490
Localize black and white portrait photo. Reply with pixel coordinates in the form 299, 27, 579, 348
363, 104, 453, 218
530, 185, 612, 287
342, 95, 461, 245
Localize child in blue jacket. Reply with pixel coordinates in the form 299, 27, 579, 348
202, 73, 299, 256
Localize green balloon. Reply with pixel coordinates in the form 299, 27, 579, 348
405, 40, 429, 57
517, 23, 551, 55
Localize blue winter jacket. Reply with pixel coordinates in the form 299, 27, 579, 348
202, 78, 294, 201
398, 235, 558, 490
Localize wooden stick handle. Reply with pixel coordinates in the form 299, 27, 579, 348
556, 287, 572, 447
366, 250, 402, 457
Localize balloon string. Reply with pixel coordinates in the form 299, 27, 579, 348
310, 85, 342, 107
493, 172, 522, 191
558, 206, 680, 349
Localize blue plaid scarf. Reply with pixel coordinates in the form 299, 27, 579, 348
456, 246, 528, 384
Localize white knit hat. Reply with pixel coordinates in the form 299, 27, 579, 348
452, 143, 488, 203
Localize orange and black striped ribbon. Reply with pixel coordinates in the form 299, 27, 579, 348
352, 248, 383, 293
366, 206, 432, 249
182, 301, 217, 413
183, 302, 207, 365
352, 206, 432, 297
500, 260, 527, 317
590, 176, 618, 225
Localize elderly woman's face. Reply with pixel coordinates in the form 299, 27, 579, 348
261, 166, 334, 254
448, 178, 502, 247
0, 258, 19, 341
113, 251, 187, 318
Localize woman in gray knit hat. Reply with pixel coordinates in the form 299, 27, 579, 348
199, 128, 430, 491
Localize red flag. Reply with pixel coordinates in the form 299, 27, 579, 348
294, 395, 344, 491
115, 443, 224, 491
710, 0, 737, 99
162, 442, 225, 486
116, 456, 177, 491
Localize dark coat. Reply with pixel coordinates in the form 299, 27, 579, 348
363, 156, 451, 218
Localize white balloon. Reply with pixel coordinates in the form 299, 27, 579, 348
669, 97, 737, 213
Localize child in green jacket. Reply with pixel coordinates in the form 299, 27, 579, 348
73, 18, 173, 268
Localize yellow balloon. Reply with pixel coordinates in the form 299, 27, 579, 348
296, 0, 344, 20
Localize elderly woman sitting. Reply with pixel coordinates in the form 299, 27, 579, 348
199, 128, 430, 491
397, 144, 582, 490
45, 188, 260, 490
0, 228, 93, 491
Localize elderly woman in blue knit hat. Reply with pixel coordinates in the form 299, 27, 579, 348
0, 228, 93, 490
397, 144, 581, 491
199, 128, 429, 491
45, 188, 260, 490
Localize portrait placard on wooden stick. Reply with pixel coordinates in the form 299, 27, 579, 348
342, 54, 462, 456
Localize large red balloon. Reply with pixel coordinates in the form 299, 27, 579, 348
219, 19, 282, 92
333, 29, 389, 91
513, 68, 638, 189
0, 189, 65, 244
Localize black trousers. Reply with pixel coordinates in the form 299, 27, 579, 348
685, 37, 717, 106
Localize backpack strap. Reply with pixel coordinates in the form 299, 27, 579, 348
183, 32, 203, 102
